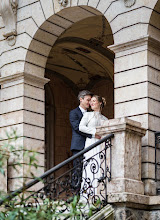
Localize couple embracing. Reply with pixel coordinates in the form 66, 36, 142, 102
69, 90, 108, 195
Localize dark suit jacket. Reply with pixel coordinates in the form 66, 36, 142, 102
69, 107, 92, 151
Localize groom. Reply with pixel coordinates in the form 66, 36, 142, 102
69, 90, 92, 189
70, 90, 92, 157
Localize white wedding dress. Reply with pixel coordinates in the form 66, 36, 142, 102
79, 111, 108, 201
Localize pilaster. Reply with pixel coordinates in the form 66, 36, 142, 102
0, 72, 49, 191
109, 36, 160, 195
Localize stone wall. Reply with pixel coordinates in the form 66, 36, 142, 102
114, 206, 160, 220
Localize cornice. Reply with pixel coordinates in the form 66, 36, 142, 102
96, 117, 146, 137
0, 72, 50, 86
108, 36, 160, 53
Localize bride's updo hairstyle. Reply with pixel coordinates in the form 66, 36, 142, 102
92, 95, 106, 111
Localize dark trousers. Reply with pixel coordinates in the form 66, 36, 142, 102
71, 150, 83, 192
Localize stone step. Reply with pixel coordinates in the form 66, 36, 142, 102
89, 204, 114, 220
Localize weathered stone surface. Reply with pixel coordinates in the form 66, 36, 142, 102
114, 23, 148, 45
114, 66, 148, 88
115, 82, 147, 104
115, 98, 148, 118
144, 179, 157, 196
110, 7, 152, 34
17, 18, 38, 38
108, 192, 149, 205
18, 2, 45, 27
0, 47, 27, 70
0, 97, 24, 114
89, 204, 114, 220
148, 25, 160, 42
142, 146, 155, 163
113, 206, 149, 220
48, 14, 73, 28
112, 202, 160, 219
40, 0, 54, 20
0, 72, 48, 191
0, 0, 18, 46
24, 63, 45, 77
18, 0, 38, 8
114, 50, 147, 73
78, 0, 88, 5
88, 0, 99, 8
57, 6, 95, 23
97, 117, 146, 195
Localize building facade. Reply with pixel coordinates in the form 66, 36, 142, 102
0, 0, 160, 218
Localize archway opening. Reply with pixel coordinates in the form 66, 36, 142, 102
45, 7, 114, 175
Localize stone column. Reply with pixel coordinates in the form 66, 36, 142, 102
109, 36, 160, 195
97, 118, 146, 195
0, 72, 49, 191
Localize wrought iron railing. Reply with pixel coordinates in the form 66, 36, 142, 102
155, 132, 160, 195
0, 134, 113, 217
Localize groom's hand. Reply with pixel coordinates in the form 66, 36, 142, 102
95, 134, 101, 139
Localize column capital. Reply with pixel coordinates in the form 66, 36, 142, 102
0, 72, 50, 88
97, 117, 146, 137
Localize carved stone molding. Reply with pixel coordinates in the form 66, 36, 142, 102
124, 0, 136, 7
108, 35, 160, 54
0, 0, 18, 46
58, 0, 68, 7
0, 72, 50, 86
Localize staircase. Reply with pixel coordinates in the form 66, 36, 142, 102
0, 134, 114, 219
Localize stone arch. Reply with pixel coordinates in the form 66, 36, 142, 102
1, 1, 160, 76
148, 0, 160, 41
26, 4, 114, 170
23, 4, 114, 77
22, 1, 160, 77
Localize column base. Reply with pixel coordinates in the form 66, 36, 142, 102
108, 193, 160, 220
144, 179, 156, 196
108, 178, 144, 195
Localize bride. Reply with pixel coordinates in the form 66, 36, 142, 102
79, 95, 108, 201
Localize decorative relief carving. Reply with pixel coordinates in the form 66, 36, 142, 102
124, 0, 136, 7
0, 0, 18, 46
58, 0, 68, 7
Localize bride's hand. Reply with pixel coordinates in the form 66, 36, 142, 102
95, 134, 101, 139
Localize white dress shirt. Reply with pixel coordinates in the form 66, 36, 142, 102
79, 105, 87, 115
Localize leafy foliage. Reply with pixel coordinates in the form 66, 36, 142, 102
0, 196, 100, 220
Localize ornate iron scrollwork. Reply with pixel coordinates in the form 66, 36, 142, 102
0, 0, 18, 46
124, 0, 136, 7
11, 138, 112, 217
58, 0, 68, 7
